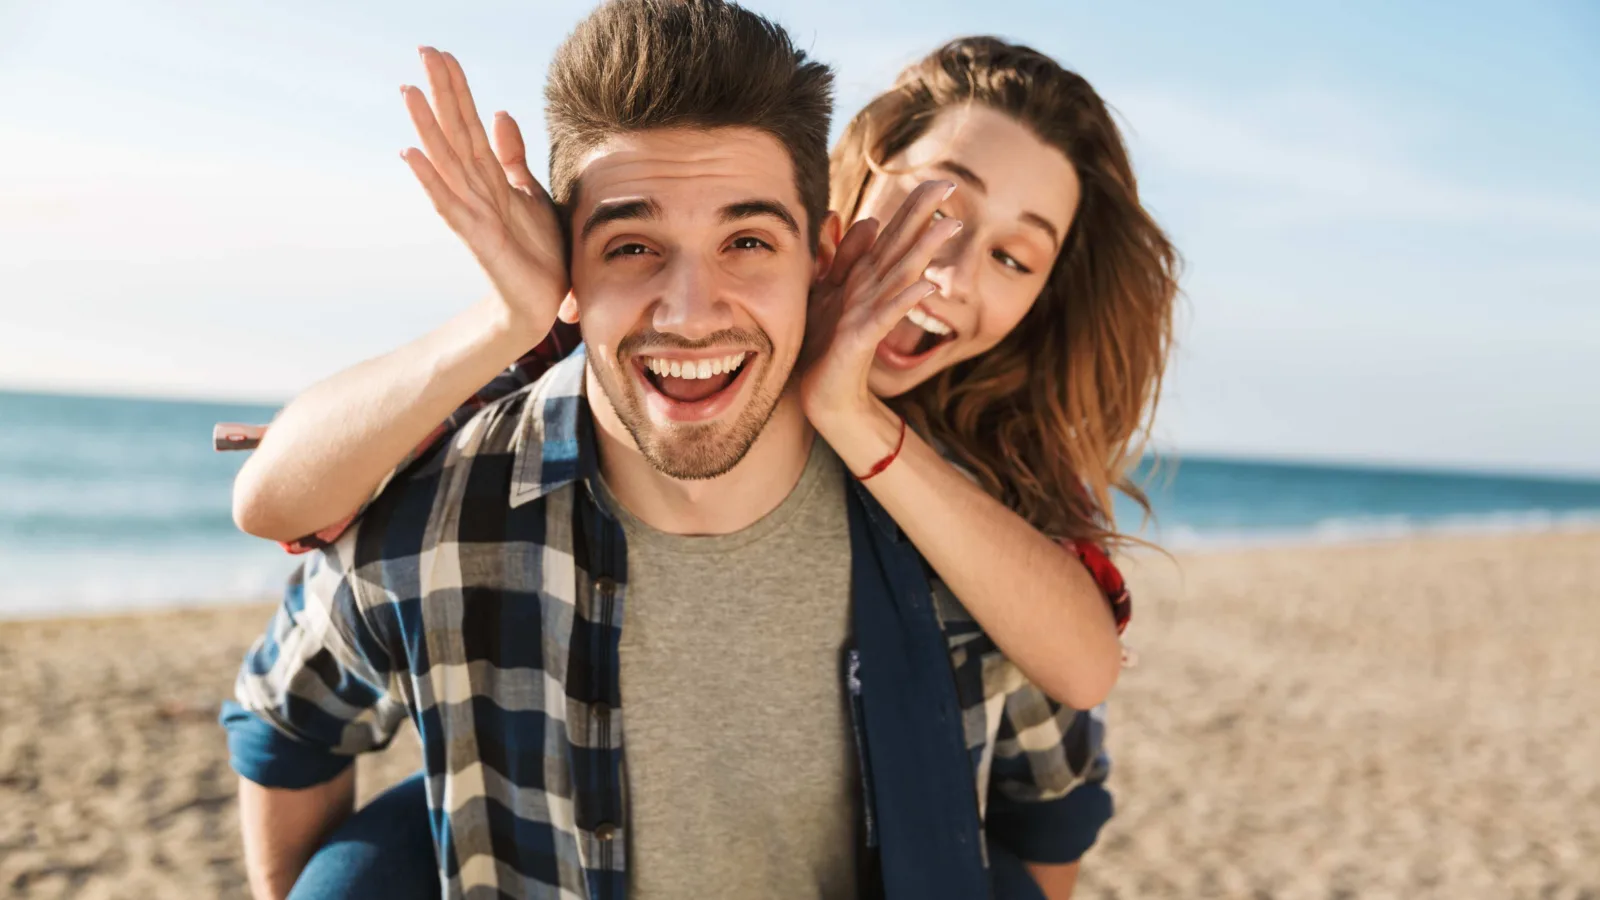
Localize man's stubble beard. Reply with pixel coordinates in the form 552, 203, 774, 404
589, 345, 793, 481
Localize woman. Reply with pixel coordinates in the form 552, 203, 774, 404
238, 36, 1175, 899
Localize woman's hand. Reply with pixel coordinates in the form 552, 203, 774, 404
400, 48, 567, 343
799, 179, 962, 444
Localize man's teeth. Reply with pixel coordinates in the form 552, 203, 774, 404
643, 353, 748, 380
905, 306, 953, 336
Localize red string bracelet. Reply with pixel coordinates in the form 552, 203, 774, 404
856, 414, 907, 481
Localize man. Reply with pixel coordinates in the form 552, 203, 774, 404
221, 2, 1112, 898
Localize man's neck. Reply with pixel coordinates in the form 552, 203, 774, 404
586, 368, 816, 536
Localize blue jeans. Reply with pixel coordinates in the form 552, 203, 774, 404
287, 772, 439, 900
286, 771, 1048, 899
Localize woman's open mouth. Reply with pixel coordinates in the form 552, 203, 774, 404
875, 304, 957, 370
634, 351, 755, 422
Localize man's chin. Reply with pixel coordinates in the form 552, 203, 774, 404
636, 426, 759, 481
593, 352, 789, 481
628, 383, 780, 480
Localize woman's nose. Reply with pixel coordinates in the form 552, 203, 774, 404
924, 227, 978, 305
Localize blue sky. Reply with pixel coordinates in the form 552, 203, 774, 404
2, 1, 1597, 474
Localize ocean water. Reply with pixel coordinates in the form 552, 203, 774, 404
4, 389, 1600, 618
0, 390, 291, 618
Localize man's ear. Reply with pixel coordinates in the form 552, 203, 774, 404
812, 211, 844, 283
556, 291, 580, 324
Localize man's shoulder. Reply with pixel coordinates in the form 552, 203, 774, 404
342, 357, 586, 565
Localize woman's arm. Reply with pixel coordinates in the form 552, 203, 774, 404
817, 400, 1122, 708
235, 300, 543, 541
229, 330, 574, 550
802, 180, 1121, 708
234, 49, 567, 542
1026, 862, 1080, 899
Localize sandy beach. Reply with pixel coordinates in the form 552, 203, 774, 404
2, 531, 1595, 899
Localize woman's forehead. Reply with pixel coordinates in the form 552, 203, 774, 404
894, 106, 1079, 241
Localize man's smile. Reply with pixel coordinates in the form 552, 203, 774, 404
632, 350, 758, 422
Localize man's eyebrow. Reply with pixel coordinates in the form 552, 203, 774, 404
720, 199, 800, 238
935, 159, 1062, 247
580, 197, 661, 241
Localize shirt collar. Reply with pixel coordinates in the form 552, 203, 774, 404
505, 345, 917, 533
509, 344, 596, 509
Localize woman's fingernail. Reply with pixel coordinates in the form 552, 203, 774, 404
950, 220, 964, 234
942, 182, 957, 200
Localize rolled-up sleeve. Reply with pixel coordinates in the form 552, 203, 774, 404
985, 690, 1113, 864
220, 541, 408, 789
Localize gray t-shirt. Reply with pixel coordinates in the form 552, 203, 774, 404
597, 439, 858, 900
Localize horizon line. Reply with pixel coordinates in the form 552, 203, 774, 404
5, 383, 1600, 485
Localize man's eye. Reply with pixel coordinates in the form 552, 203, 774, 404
605, 243, 651, 260
729, 236, 773, 251
993, 250, 1033, 275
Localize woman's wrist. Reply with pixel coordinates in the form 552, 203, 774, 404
811, 396, 904, 477
477, 292, 551, 357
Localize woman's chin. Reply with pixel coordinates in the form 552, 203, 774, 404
867, 360, 931, 399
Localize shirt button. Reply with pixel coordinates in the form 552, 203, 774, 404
594, 823, 619, 842
594, 576, 617, 596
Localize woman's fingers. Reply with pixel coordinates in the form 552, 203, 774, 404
492, 112, 541, 197
419, 47, 472, 163
401, 84, 471, 196
870, 278, 941, 337
400, 147, 471, 234
878, 214, 962, 301
491, 110, 562, 253
824, 217, 880, 287
440, 52, 495, 170
870, 179, 954, 269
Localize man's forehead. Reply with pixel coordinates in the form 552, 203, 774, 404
571, 127, 800, 215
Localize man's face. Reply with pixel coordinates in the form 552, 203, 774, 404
566, 127, 816, 480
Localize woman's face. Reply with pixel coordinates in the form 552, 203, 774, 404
853, 104, 1081, 397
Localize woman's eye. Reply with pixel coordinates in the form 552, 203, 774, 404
993, 250, 1033, 275
729, 236, 773, 252
605, 243, 651, 260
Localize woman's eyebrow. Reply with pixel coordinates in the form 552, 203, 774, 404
1019, 212, 1061, 248
934, 159, 1061, 247
933, 159, 987, 193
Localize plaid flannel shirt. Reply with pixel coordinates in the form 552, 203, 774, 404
222, 347, 1117, 899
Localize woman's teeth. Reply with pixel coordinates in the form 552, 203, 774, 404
643, 353, 748, 380
905, 306, 953, 336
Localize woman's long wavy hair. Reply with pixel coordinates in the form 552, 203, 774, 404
830, 37, 1179, 547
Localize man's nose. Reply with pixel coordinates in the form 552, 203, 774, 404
651, 254, 734, 340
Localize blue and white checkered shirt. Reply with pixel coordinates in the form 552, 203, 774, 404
223, 347, 1114, 899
